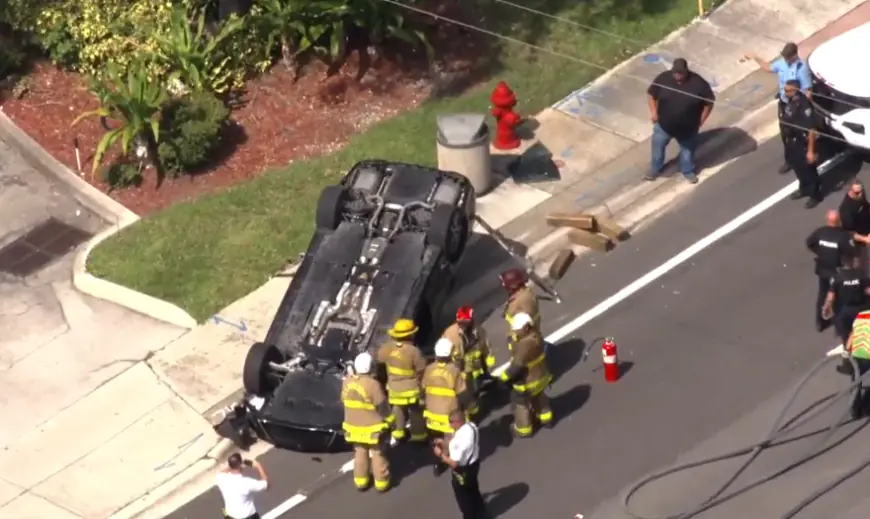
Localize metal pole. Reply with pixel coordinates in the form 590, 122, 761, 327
698, 0, 704, 17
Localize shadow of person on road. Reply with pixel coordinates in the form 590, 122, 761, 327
484, 482, 530, 518
548, 384, 592, 428
550, 337, 595, 383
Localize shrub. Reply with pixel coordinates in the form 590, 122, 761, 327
0, 39, 25, 80
157, 91, 229, 175
74, 58, 170, 176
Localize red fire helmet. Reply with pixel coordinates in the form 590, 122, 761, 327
499, 268, 528, 291
456, 306, 474, 322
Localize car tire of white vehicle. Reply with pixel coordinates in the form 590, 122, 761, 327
243, 342, 283, 396
316, 185, 347, 231
428, 204, 468, 263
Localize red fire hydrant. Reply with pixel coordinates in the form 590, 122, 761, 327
490, 81, 522, 150
602, 337, 620, 383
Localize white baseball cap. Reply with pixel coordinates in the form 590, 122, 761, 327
354, 352, 373, 374
511, 313, 534, 331
434, 338, 453, 358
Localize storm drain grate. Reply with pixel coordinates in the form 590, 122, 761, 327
0, 217, 93, 277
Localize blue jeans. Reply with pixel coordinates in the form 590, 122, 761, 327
650, 123, 698, 178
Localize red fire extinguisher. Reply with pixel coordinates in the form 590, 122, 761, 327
602, 337, 620, 383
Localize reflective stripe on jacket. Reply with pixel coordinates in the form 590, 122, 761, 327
376, 340, 426, 405
341, 375, 394, 444
850, 312, 870, 359
500, 329, 552, 396
421, 361, 467, 433
441, 323, 496, 378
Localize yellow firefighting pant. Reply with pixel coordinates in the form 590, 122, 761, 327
512, 390, 553, 437
391, 404, 427, 442
465, 374, 481, 417
352, 444, 390, 492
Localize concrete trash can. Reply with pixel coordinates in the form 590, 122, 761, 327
436, 113, 493, 195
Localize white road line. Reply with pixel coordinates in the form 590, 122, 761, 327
263, 151, 850, 517
262, 494, 308, 519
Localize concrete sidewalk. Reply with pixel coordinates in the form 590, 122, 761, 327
2, 1, 869, 518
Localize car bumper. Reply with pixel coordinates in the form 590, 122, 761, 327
811, 76, 870, 149
215, 396, 350, 453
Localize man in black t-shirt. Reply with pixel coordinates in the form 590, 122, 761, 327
644, 58, 715, 184
840, 181, 870, 236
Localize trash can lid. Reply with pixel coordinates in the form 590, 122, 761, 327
436, 113, 488, 146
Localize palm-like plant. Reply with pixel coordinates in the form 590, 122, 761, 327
73, 60, 169, 175
151, 6, 246, 94
256, 0, 320, 68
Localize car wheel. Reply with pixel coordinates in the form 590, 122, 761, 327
429, 204, 468, 263
316, 186, 347, 231
243, 342, 283, 396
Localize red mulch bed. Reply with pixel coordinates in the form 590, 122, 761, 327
0, 7, 489, 215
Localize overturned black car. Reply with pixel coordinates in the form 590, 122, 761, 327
217, 160, 477, 452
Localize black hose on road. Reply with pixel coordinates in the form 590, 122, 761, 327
622, 355, 870, 519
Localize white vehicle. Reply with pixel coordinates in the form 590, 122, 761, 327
807, 22, 870, 150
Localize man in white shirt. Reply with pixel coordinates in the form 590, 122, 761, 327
433, 410, 489, 519
216, 453, 269, 519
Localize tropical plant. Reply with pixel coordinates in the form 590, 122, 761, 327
150, 6, 246, 94
255, 0, 319, 68
73, 59, 169, 177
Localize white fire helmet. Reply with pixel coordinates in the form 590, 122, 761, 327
511, 312, 534, 331
434, 338, 453, 359
354, 352, 373, 374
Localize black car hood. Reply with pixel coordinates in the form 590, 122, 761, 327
263, 369, 344, 430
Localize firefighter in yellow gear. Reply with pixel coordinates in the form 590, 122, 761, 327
440, 305, 495, 417
499, 312, 554, 437
422, 338, 469, 475
342, 352, 394, 492
500, 268, 541, 333
375, 318, 428, 443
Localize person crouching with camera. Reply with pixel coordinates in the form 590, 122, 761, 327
216, 453, 269, 519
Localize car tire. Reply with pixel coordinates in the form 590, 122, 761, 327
243, 342, 283, 396
428, 204, 468, 263
316, 186, 346, 231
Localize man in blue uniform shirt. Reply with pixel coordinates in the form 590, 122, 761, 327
745, 42, 812, 174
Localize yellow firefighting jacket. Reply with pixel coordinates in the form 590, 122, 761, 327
441, 323, 495, 379
341, 374, 395, 445
376, 340, 427, 405
499, 328, 552, 396
850, 311, 870, 359
421, 361, 467, 433
504, 286, 541, 334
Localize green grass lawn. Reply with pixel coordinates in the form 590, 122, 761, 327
88, 0, 704, 322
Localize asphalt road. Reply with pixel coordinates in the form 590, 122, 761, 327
165, 138, 870, 519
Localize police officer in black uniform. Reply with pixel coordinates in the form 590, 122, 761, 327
822, 253, 870, 344
807, 210, 855, 331
781, 79, 823, 208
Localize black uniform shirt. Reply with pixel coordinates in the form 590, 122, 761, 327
647, 71, 715, 140
831, 267, 870, 306
806, 226, 854, 277
780, 92, 819, 141
840, 194, 870, 235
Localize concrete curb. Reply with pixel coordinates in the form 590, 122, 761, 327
73, 225, 199, 329
0, 109, 137, 224
0, 108, 200, 329
522, 98, 780, 268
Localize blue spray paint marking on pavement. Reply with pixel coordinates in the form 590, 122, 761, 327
574, 167, 638, 205
212, 315, 248, 332
644, 54, 661, 63
154, 432, 205, 471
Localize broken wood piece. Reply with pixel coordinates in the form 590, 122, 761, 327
568, 229, 613, 252
549, 249, 576, 280
594, 215, 629, 241
546, 212, 595, 230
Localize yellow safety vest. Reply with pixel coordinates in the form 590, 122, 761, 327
851, 312, 870, 360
